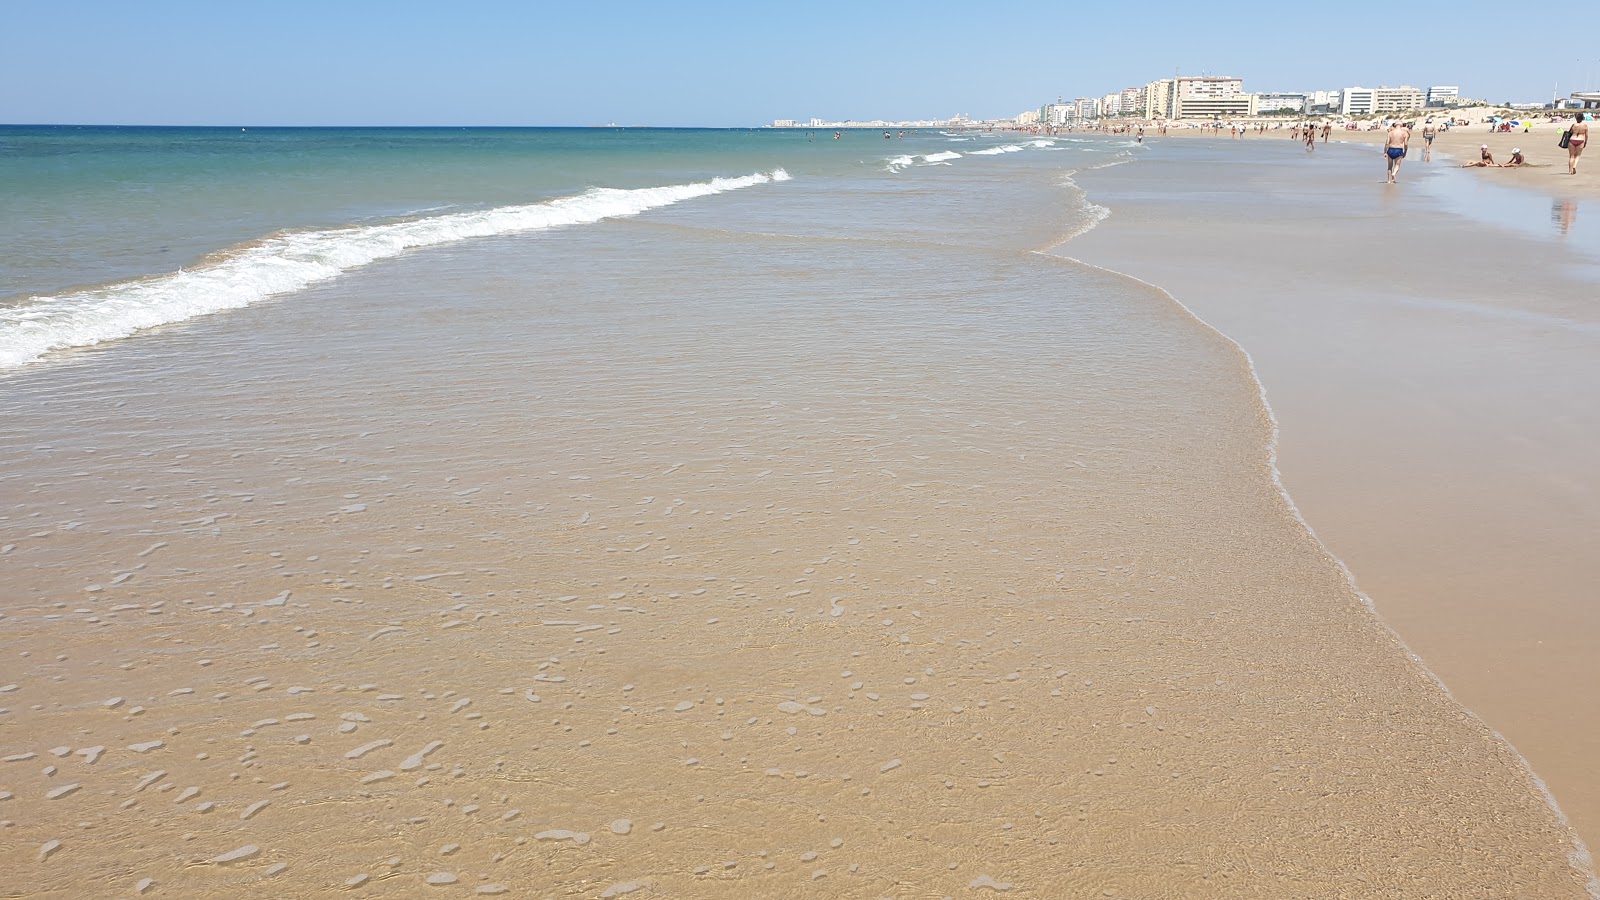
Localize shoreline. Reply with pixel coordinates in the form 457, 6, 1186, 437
1067, 135, 1600, 878
1055, 187, 1600, 893
2, 131, 1597, 897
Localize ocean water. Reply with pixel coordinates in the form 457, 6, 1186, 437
0, 126, 1122, 369
2, 128, 1594, 897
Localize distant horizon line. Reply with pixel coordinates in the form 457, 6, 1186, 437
0, 122, 997, 130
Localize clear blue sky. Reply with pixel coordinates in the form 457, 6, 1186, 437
3, 0, 1596, 126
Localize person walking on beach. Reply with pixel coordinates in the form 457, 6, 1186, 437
1385, 121, 1411, 183
1305, 122, 1317, 151
1568, 113, 1589, 175
1422, 122, 1437, 161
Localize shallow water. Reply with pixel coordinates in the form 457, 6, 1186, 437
1, 128, 1592, 897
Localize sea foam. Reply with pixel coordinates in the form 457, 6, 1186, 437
0, 169, 792, 370
969, 139, 1057, 156
886, 150, 966, 172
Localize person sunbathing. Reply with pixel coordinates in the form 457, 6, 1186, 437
1461, 145, 1497, 167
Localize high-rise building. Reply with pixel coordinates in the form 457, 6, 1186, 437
1141, 79, 1173, 119
1340, 87, 1376, 115
1074, 97, 1101, 120
1171, 77, 1255, 118
1120, 87, 1142, 115
1101, 93, 1121, 117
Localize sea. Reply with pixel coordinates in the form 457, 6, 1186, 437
2, 125, 1596, 897
0, 126, 1126, 368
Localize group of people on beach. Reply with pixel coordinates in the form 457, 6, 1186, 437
1289, 122, 1332, 147
1383, 113, 1588, 183
1459, 144, 1526, 169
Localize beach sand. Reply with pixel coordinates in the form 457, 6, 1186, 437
1339, 122, 1600, 196
1161, 119, 1600, 196
2, 142, 1596, 898
1070, 135, 1600, 874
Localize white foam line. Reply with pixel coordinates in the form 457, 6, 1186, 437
1045, 163, 1600, 899
0, 169, 794, 370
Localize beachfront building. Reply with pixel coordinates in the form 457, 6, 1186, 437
1374, 86, 1426, 113
1342, 86, 1426, 115
1170, 76, 1255, 119
1016, 109, 1042, 125
1306, 90, 1342, 114
1042, 101, 1073, 126
1340, 88, 1376, 115
1574, 91, 1600, 110
1426, 85, 1460, 107
1254, 92, 1307, 114
1140, 79, 1173, 119
1101, 93, 1121, 117
1075, 97, 1101, 120
1119, 87, 1142, 116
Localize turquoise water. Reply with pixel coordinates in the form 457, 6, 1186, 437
0, 126, 1129, 369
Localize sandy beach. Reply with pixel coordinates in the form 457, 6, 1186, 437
3, 128, 1596, 898
1070, 134, 1600, 877
1337, 121, 1600, 196
1155, 117, 1600, 196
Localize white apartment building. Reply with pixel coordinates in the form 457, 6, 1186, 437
1306, 90, 1342, 113
1172, 76, 1255, 119
1120, 87, 1142, 115
1101, 93, 1121, 117
1255, 92, 1307, 113
1374, 86, 1426, 112
1340, 87, 1376, 115
1075, 97, 1101, 119
1042, 103, 1073, 126
1016, 109, 1042, 125
1426, 85, 1460, 107
1342, 86, 1426, 115
1141, 79, 1173, 119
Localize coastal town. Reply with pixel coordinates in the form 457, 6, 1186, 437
771, 77, 1600, 131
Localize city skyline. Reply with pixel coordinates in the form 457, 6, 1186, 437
2, 0, 1597, 126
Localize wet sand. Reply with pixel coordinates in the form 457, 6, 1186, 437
2, 165, 1595, 897
1070, 137, 1600, 870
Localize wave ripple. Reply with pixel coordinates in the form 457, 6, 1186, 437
0, 169, 792, 370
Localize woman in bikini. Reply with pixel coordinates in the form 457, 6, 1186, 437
1568, 113, 1589, 176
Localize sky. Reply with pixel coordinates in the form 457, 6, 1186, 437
3, 0, 1597, 126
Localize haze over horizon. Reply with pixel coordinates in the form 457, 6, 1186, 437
3, 0, 1597, 126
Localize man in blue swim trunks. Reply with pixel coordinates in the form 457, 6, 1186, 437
1385, 121, 1412, 183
